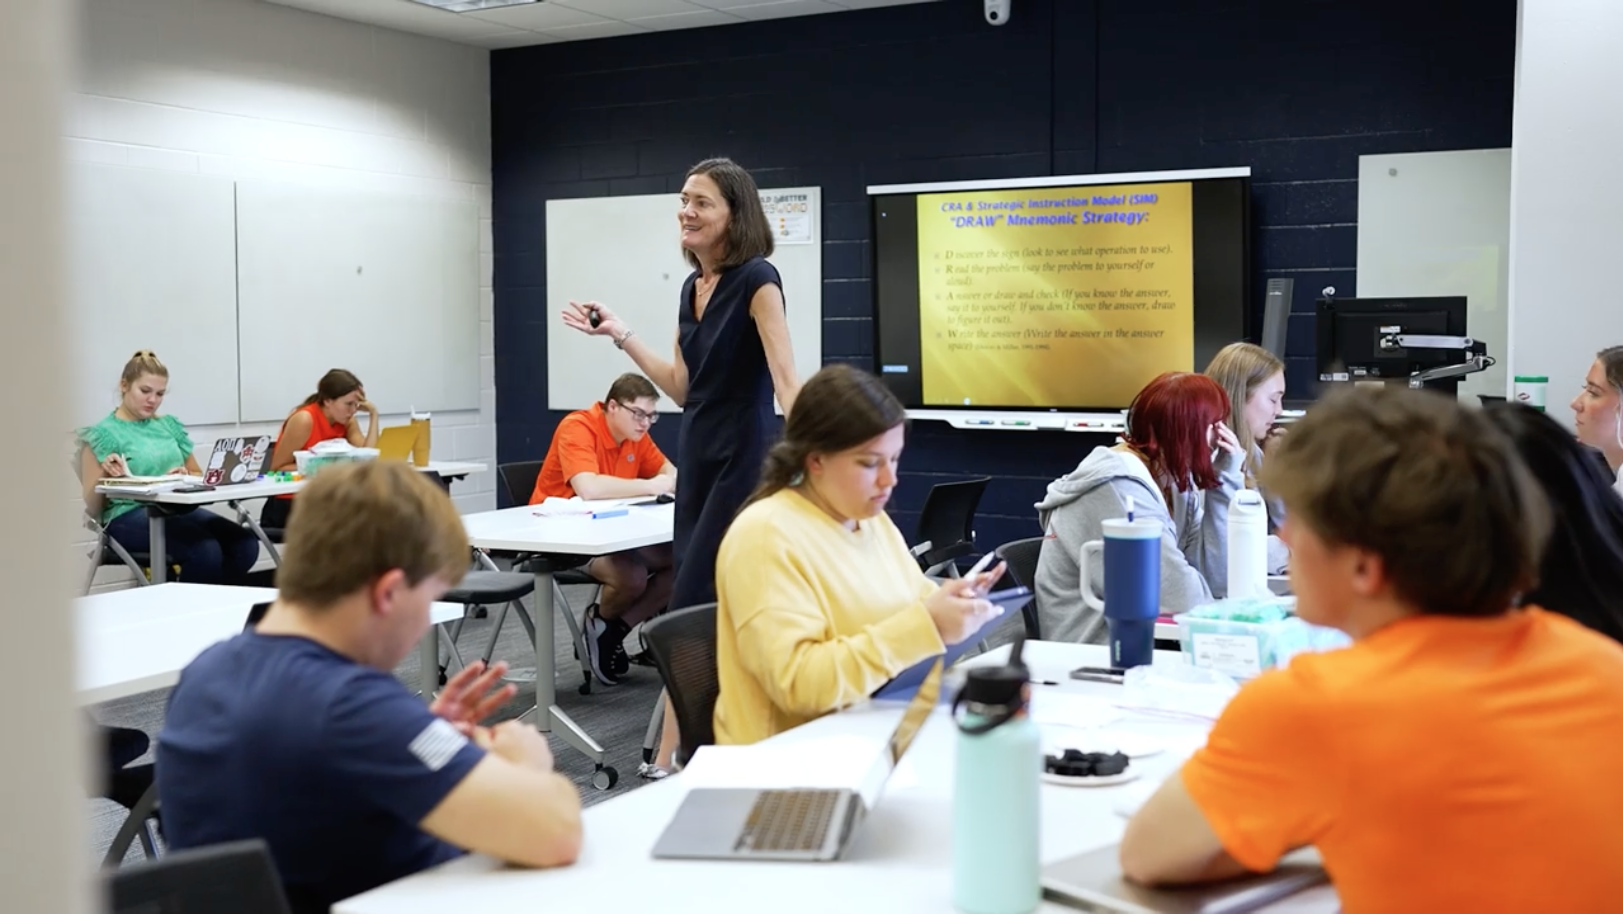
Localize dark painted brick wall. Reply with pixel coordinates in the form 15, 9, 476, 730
491, 0, 1516, 552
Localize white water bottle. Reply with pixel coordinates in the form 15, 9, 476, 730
1226, 490, 1269, 598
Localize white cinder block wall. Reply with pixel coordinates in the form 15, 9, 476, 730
68, 0, 495, 590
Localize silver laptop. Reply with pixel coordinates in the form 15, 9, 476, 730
1041, 844, 1331, 914
650, 658, 943, 862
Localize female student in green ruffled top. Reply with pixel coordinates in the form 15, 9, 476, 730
76, 350, 259, 585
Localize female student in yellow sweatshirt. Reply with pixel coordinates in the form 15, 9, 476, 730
712, 364, 1007, 745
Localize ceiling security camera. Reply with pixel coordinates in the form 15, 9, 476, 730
985, 0, 1010, 26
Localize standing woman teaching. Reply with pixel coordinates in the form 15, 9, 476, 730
562, 158, 801, 614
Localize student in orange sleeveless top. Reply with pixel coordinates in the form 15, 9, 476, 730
261, 369, 380, 530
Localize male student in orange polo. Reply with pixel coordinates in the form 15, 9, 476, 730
1119, 386, 1623, 913
531, 373, 676, 686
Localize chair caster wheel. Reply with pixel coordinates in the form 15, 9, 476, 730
579, 672, 592, 696
592, 766, 618, 790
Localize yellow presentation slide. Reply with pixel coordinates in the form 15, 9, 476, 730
917, 182, 1195, 408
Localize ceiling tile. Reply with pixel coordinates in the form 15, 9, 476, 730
536, 19, 655, 40
266, 0, 519, 38
262, 0, 941, 46
551, 0, 709, 18
629, 9, 746, 30
466, 29, 562, 47
827, 0, 938, 9
463, 2, 612, 29
710, 0, 843, 20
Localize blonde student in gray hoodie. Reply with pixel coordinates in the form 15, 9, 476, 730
1202, 342, 1292, 597
1034, 372, 1243, 643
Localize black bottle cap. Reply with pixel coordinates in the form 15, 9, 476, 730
960, 636, 1029, 710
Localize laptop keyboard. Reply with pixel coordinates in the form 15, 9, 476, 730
735, 789, 842, 854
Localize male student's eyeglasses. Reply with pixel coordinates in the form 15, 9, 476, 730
617, 402, 658, 425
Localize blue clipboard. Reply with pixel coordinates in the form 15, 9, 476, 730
873, 586, 1032, 701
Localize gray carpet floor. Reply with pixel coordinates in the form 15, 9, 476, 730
86, 580, 669, 865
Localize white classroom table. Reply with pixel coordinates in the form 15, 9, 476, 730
96, 461, 486, 583
460, 499, 674, 784
77, 583, 466, 705
335, 640, 1336, 914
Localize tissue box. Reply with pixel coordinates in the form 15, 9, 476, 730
1176, 597, 1351, 679
293, 448, 378, 477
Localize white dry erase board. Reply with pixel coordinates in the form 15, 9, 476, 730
1357, 149, 1511, 402
544, 187, 824, 412
66, 163, 241, 427
235, 180, 481, 422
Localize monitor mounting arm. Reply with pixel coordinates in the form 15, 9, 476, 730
1376, 328, 1495, 389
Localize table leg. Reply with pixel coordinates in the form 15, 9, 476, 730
417, 625, 440, 700
148, 510, 167, 584
231, 500, 282, 568
529, 568, 610, 773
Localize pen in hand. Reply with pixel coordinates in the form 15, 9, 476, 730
102, 453, 129, 477
959, 552, 1007, 598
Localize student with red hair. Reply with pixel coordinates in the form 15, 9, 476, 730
1034, 372, 1243, 642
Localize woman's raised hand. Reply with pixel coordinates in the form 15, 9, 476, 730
561, 300, 623, 338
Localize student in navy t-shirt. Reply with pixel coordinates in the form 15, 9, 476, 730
157, 462, 582, 913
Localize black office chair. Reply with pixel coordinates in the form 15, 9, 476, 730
994, 536, 1045, 640
106, 839, 291, 914
442, 570, 537, 678
639, 602, 719, 769
496, 460, 544, 510
911, 477, 991, 576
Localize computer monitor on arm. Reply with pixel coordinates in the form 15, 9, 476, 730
1314, 292, 1494, 398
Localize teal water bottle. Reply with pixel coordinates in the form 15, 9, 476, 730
951, 638, 1041, 914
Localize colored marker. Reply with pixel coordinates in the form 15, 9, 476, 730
590, 508, 629, 520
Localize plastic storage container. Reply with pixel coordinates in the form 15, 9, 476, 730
1175, 597, 1351, 680
293, 447, 378, 477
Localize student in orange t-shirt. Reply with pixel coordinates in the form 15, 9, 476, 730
1121, 385, 1623, 914
531, 373, 676, 687
261, 369, 381, 530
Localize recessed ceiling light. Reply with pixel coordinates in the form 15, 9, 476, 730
404, 0, 539, 12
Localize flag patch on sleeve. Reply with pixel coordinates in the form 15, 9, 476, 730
408, 718, 468, 772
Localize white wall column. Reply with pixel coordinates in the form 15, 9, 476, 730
0, 0, 88, 911
1508, 0, 1623, 415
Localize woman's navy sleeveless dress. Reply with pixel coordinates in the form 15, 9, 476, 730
669, 255, 785, 613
